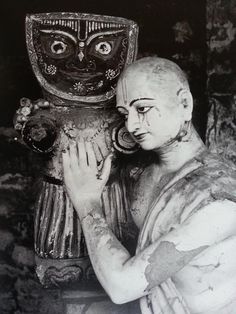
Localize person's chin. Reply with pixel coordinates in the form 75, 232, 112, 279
139, 141, 155, 151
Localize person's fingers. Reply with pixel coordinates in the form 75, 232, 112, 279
99, 154, 112, 184
92, 142, 104, 171
69, 141, 79, 174
62, 150, 72, 185
77, 139, 87, 167
85, 141, 97, 169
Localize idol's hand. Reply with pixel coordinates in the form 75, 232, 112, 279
62, 140, 112, 220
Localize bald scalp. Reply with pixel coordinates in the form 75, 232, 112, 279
120, 56, 190, 93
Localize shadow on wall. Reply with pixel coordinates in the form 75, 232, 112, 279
206, 0, 236, 163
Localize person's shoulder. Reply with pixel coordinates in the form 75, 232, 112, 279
171, 150, 236, 223
197, 149, 236, 173
184, 150, 236, 189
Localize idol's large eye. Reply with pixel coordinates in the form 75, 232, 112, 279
40, 34, 75, 59
95, 41, 112, 55
50, 40, 67, 55
87, 35, 123, 60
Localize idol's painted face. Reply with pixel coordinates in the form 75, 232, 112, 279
34, 27, 128, 95
116, 73, 188, 151
26, 13, 138, 102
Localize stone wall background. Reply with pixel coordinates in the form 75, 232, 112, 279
206, 0, 236, 163
0, 0, 235, 313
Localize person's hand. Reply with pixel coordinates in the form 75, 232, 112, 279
62, 140, 112, 220
13, 98, 52, 131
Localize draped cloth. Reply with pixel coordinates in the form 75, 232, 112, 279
136, 150, 236, 314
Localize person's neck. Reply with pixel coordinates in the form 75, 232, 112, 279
154, 124, 206, 174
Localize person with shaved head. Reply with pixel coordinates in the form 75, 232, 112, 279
63, 57, 236, 313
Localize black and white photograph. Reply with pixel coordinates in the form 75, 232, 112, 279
0, 0, 236, 313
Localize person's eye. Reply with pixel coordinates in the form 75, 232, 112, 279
137, 106, 152, 114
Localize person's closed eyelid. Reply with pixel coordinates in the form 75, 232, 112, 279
136, 106, 153, 113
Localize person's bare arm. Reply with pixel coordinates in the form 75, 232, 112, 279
79, 200, 236, 304
62, 141, 236, 304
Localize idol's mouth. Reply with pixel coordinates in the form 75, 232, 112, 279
60, 70, 103, 81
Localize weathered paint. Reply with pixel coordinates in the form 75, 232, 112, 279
144, 241, 207, 291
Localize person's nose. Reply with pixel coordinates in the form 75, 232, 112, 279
126, 110, 140, 134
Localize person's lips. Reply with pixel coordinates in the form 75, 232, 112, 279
133, 132, 148, 142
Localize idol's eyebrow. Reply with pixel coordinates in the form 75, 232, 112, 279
129, 98, 155, 107
86, 29, 124, 45
40, 29, 77, 43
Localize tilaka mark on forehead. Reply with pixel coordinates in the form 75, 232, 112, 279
121, 77, 128, 106
120, 75, 155, 108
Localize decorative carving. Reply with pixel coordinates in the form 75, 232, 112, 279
16, 12, 139, 286
112, 122, 139, 154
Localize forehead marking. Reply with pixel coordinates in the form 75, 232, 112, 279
77, 20, 88, 41
41, 19, 78, 31
121, 78, 128, 106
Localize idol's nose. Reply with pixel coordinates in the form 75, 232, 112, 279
77, 51, 85, 62
77, 42, 86, 62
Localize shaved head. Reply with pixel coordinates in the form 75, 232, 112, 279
119, 56, 190, 94
116, 56, 193, 150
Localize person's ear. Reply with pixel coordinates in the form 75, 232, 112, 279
178, 89, 193, 121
